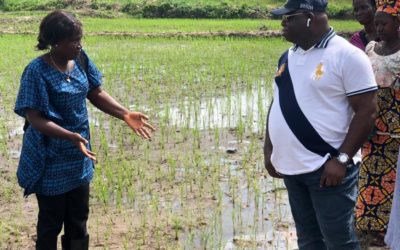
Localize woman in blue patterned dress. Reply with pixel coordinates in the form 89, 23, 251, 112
14, 10, 155, 250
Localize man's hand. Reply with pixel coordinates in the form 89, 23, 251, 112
264, 151, 283, 179
320, 158, 347, 187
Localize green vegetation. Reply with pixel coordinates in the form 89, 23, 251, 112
0, 32, 295, 248
0, 7, 362, 249
0, 0, 353, 18
1, 14, 361, 35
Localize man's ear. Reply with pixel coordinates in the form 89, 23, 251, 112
305, 12, 315, 21
305, 13, 315, 28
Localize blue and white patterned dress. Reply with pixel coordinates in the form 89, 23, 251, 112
386, 151, 400, 250
14, 51, 102, 196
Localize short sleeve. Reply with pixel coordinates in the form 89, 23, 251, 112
14, 60, 63, 121
79, 50, 102, 91
349, 32, 364, 51
342, 48, 378, 96
365, 41, 376, 55
14, 64, 46, 117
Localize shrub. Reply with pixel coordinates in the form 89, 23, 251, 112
0, 0, 351, 19
327, 4, 353, 19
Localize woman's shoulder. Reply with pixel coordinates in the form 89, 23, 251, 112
25, 56, 47, 71
365, 41, 377, 54
21, 56, 52, 81
349, 31, 367, 51
350, 31, 361, 39
349, 31, 361, 43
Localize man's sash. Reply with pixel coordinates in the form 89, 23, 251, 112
274, 50, 339, 157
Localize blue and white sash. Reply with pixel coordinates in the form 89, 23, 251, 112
275, 50, 339, 157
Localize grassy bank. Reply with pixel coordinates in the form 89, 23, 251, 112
0, 0, 353, 18
1, 14, 361, 36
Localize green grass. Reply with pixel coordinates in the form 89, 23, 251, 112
0, 34, 287, 105
82, 18, 362, 33
0, 0, 351, 7
0, 13, 362, 34
0, 0, 352, 18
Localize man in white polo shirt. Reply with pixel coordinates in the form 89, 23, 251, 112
264, 0, 377, 249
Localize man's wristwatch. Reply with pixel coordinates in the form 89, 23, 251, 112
336, 152, 351, 167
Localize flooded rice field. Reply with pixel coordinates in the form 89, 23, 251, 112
0, 34, 297, 249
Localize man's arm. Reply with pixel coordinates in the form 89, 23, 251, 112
320, 91, 377, 187
338, 91, 377, 157
264, 100, 283, 179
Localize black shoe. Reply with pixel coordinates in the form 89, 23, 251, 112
61, 235, 71, 250
70, 234, 89, 250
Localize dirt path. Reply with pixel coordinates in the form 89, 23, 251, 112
0, 30, 354, 38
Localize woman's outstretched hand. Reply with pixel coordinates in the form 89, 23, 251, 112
70, 132, 97, 161
123, 112, 156, 139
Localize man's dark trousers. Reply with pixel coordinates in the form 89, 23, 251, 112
283, 164, 360, 250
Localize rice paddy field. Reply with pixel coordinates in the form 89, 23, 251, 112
0, 13, 366, 249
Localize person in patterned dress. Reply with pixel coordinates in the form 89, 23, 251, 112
355, 0, 400, 246
14, 10, 155, 250
385, 152, 400, 249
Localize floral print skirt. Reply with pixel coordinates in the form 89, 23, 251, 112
355, 135, 399, 232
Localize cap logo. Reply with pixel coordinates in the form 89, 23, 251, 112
299, 3, 314, 11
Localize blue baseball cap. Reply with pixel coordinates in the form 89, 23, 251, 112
271, 0, 328, 16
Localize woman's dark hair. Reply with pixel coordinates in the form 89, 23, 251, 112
36, 10, 82, 50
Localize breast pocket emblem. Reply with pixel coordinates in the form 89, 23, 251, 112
314, 62, 324, 80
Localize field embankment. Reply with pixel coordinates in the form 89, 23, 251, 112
0, 0, 352, 19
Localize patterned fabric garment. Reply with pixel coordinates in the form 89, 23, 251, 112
355, 42, 400, 232
14, 51, 102, 196
385, 149, 400, 249
376, 0, 400, 16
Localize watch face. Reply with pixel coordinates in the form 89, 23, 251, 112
338, 154, 349, 163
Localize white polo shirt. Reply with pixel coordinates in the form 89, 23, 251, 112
268, 29, 377, 175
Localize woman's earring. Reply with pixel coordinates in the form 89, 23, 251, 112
307, 18, 311, 28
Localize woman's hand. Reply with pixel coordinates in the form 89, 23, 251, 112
69, 132, 97, 161
123, 112, 156, 139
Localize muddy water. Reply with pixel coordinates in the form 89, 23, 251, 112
159, 84, 273, 132
189, 154, 298, 249
220, 159, 297, 250
145, 84, 296, 248
152, 84, 298, 249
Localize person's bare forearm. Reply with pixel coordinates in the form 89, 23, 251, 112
338, 91, 377, 157
264, 120, 273, 161
264, 100, 282, 178
87, 87, 129, 120
26, 109, 75, 140
264, 100, 274, 156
